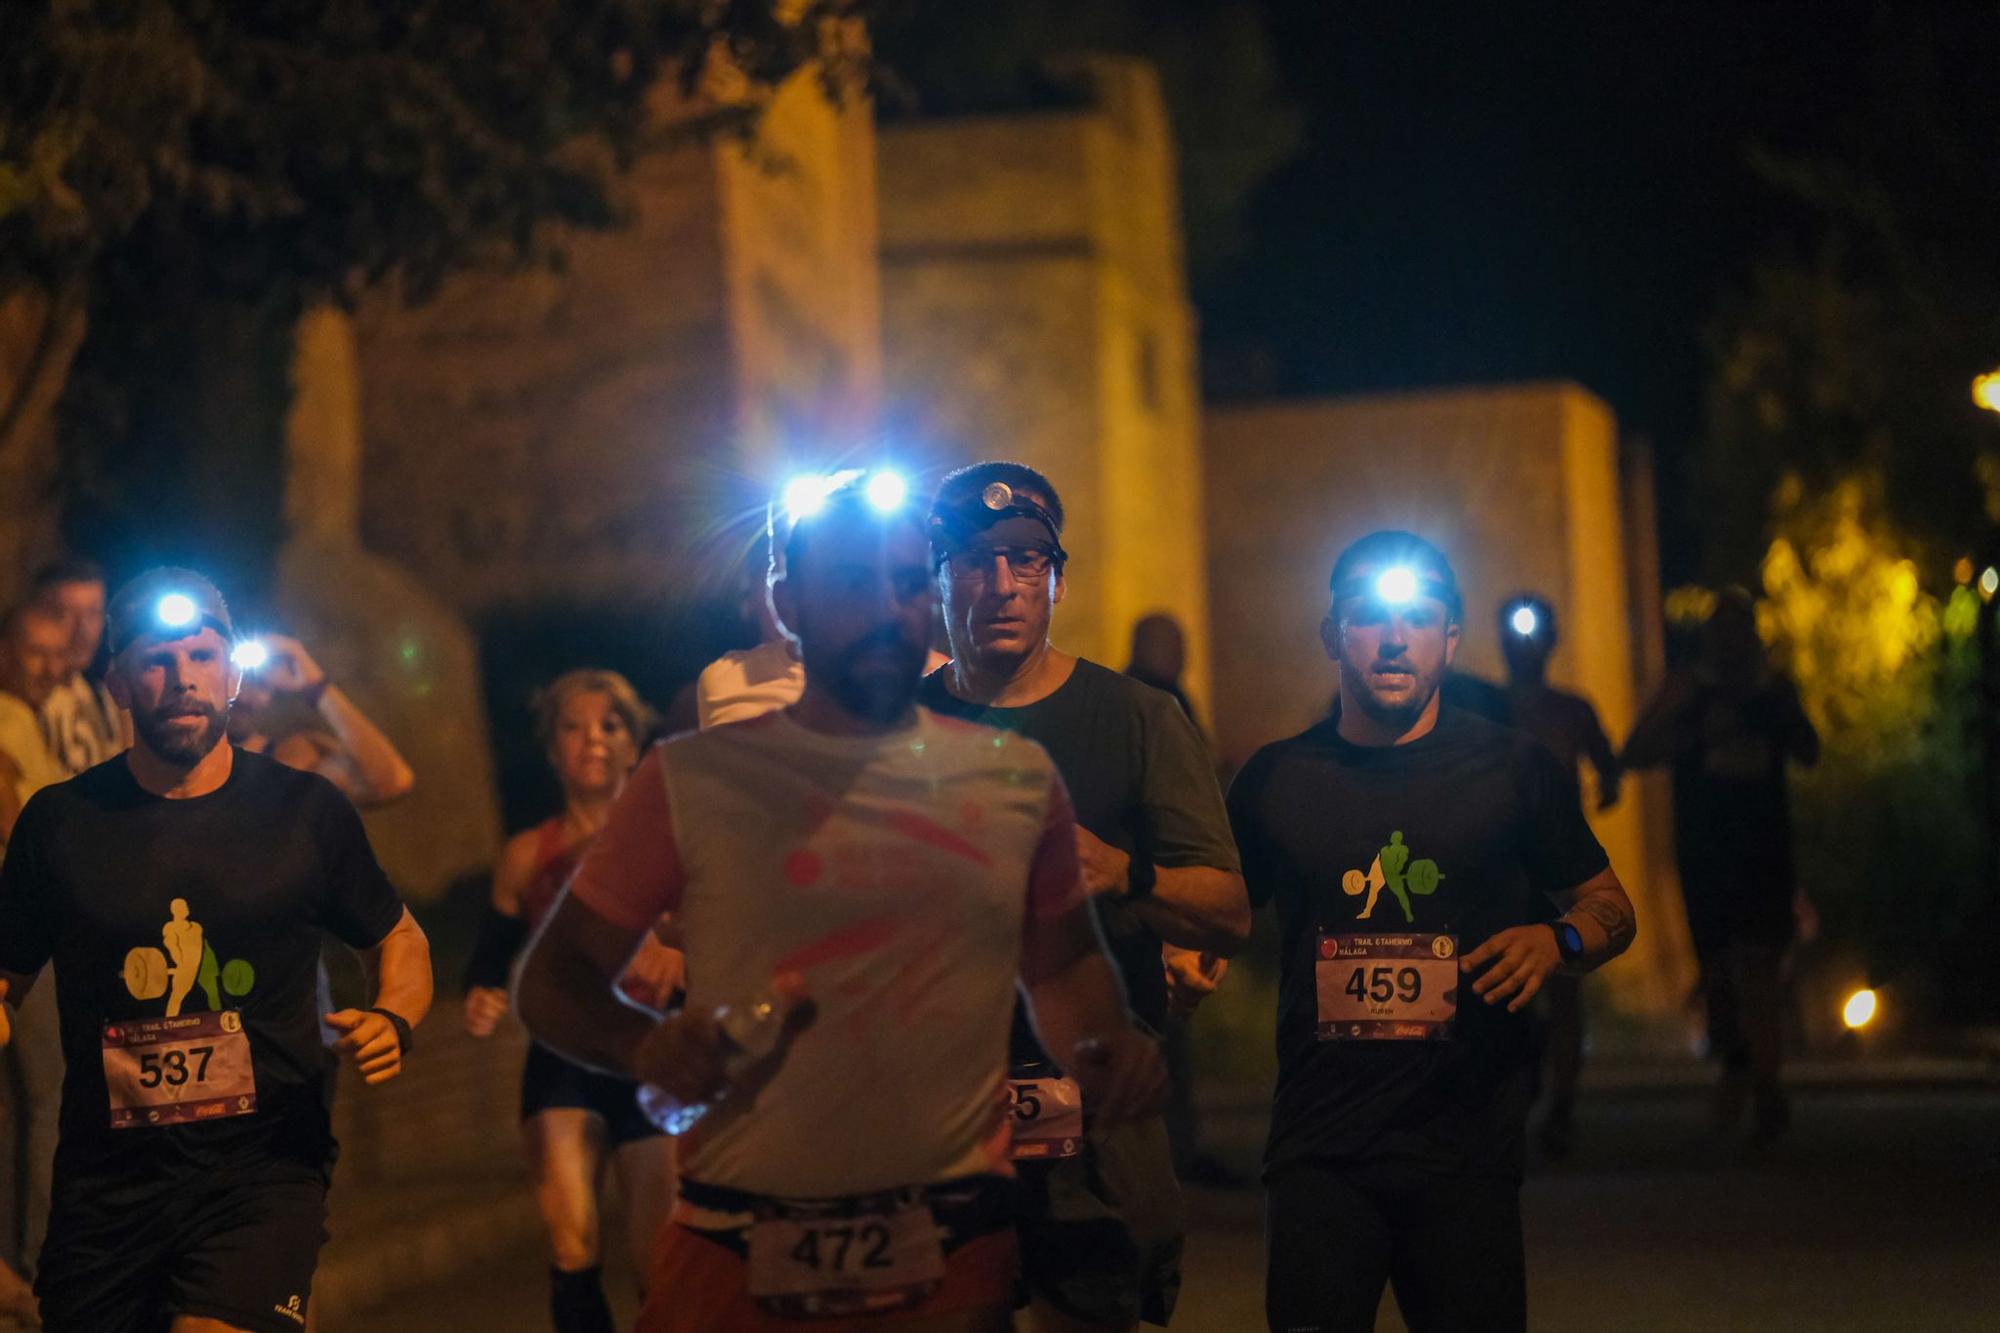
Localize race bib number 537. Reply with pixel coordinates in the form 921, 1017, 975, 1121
102, 1011, 257, 1129
1315, 933, 1458, 1041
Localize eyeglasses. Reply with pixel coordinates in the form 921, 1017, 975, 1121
942, 545, 1060, 582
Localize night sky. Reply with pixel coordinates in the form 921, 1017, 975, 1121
1192, 1, 1998, 580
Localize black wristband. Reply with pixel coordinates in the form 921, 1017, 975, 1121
1123, 857, 1157, 901
368, 1007, 413, 1054
465, 906, 530, 990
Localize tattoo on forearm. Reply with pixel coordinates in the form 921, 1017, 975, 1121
1574, 894, 1635, 950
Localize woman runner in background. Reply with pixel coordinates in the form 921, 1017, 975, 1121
463, 670, 679, 1333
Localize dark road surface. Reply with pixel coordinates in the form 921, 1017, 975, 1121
341, 1082, 2000, 1332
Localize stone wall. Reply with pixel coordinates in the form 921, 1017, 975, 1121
354, 67, 883, 615
878, 59, 1213, 708
1205, 382, 1693, 1014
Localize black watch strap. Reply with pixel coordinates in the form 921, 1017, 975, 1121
1551, 921, 1584, 964
368, 1007, 413, 1054
1123, 857, 1157, 901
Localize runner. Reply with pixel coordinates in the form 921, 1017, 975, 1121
515, 475, 1165, 1332
0, 567, 432, 1333
462, 669, 679, 1333
1226, 532, 1636, 1333
1493, 594, 1623, 1160
919, 462, 1250, 1332
1622, 587, 1817, 1145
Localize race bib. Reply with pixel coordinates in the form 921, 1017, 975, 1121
1315, 933, 1458, 1040
746, 1194, 945, 1319
102, 1011, 257, 1129
1006, 1075, 1084, 1161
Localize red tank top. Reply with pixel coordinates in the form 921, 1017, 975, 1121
519, 816, 594, 929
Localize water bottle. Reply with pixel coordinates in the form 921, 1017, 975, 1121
637, 989, 792, 1136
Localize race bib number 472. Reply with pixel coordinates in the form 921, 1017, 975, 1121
102, 1011, 257, 1129
1315, 933, 1458, 1041
746, 1198, 946, 1319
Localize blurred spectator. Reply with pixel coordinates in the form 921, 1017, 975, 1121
1124, 612, 1244, 1189
0, 601, 72, 1315
1624, 589, 1819, 1146
229, 634, 414, 809
28, 560, 129, 776
1126, 612, 1201, 733
1492, 596, 1621, 1159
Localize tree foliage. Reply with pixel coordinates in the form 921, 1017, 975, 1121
1696, 9, 2000, 582
1754, 475, 1987, 1018
0, 0, 874, 302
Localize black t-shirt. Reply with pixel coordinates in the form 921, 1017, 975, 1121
1226, 706, 1608, 1179
0, 748, 405, 1189
918, 658, 1240, 1043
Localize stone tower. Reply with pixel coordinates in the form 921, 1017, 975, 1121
877, 59, 1213, 708
352, 69, 882, 613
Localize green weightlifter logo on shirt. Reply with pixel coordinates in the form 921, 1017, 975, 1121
121, 898, 256, 1016
1340, 831, 1445, 923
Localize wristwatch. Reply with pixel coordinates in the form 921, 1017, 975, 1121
1123, 857, 1157, 901
368, 1007, 414, 1054
1551, 921, 1585, 966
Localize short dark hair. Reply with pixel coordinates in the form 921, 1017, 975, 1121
29, 558, 106, 597
932, 462, 1065, 532
1328, 530, 1462, 620
782, 477, 926, 581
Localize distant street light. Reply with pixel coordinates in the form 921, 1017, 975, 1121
1975, 369, 2000, 414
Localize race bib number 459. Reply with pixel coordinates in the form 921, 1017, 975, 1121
1315, 933, 1458, 1041
102, 1011, 257, 1129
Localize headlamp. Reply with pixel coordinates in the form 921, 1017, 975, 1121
156, 593, 199, 629
1374, 567, 1420, 605
107, 568, 236, 656
782, 474, 838, 522
863, 470, 908, 513
929, 480, 1068, 569
781, 468, 908, 523
230, 639, 270, 672
1509, 605, 1539, 637
1329, 563, 1460, 617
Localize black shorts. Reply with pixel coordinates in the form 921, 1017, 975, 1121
1015, 1112, 1185, 1326
520, 1041, 662, 1148
37, 1174, 328, 1333
1265, 1158, 1524, 1333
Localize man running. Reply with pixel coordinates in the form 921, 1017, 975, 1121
0, 567, 432, 1333
1623, 588, 1817, 1144
516, 475, 1165, 1332
1228, 532, 1635, 1333
919, 463, 1250, 1331
1493, 594, 1622, 1159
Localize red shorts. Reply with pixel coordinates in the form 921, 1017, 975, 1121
639, 1176, 1017, 1332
